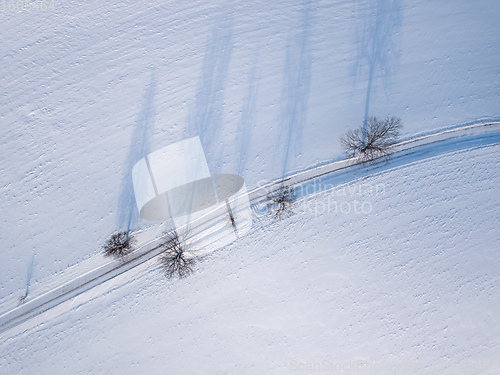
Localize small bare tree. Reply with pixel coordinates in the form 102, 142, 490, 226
341, 116, 402, 161
225, 199, 237, 230
19, 295, 28, 304
159, 231, 196, 279
103, 231, 135, 258
267, 185, 296, 220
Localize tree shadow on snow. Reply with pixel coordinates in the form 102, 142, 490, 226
236, 55, 260, 176
117, 70, 156, 232
187, 13, 235, 169
352, 0, 403, 126
277, 0, 313, 182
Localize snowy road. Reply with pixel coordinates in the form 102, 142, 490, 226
1, 121, 498, 335
1, 125, 498, 375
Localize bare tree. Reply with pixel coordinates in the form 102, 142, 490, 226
158, 231, 196, 279
225, 199, 237, 230
341, 116, 402, 161
267, 185, 296, 220
18, 295, 28, 305
103, 231, 135, 258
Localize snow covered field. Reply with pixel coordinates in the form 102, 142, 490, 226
1, 0, 499, 373
1, 136, 499, 374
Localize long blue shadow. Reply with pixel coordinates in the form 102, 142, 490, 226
353, 0, 402, 129
188, 13, 234, 168
279, 0, 313, 186
24, 253, 35, 298
117, 71, 156, 232
181, 12, 234, 236
236, 56, 260, 176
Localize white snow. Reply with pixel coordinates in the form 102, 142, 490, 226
1, 140, 499, 374
1, 0, 499, 373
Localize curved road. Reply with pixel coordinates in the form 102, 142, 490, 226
1, 121, 499, 334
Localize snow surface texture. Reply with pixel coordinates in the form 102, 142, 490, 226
1, 0, 499, 373
1, 140, 499, 374
1, 0, 499, 305
0, 123, 497, 335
